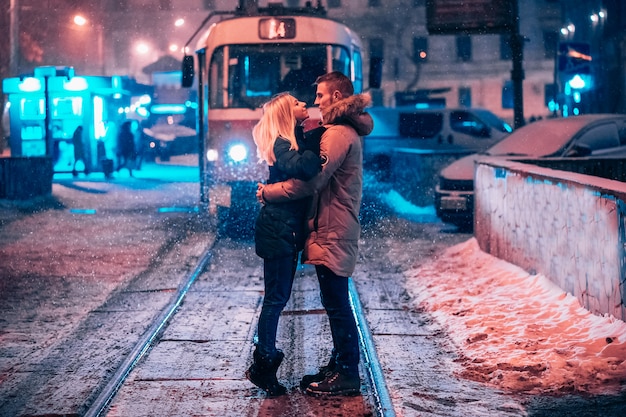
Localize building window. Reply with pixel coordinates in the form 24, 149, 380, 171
545, 83, 557, 109
327, 0, 341, 8
500, 35, 512, 60
502, 80, 514, 109
368, 0, 382, 6
203, 0, 215, 9
459, 87, 471, 107
413, 37, 428, 63
456, 36, 472, 62
543, 30, 558, 59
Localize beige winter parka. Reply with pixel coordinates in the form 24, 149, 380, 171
260, 93, 373, 277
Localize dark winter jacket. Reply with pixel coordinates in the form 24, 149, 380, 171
254, 127, 323, 259
260, 94, 374, 276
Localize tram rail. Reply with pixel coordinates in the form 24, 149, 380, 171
83, 237, 395, 417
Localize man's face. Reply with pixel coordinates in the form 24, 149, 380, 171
314, 82, 338, 112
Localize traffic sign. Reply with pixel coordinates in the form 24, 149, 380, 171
426, 0, 515, 35
558, 42, 592, 74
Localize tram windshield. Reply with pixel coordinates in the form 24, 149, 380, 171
208, 44, 352, 109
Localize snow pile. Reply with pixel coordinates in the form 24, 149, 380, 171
380, 189, 435, 217
405, 238, 626, 395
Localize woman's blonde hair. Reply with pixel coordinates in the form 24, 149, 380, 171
253, 93, 298, 165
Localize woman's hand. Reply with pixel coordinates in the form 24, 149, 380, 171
256, 183, 266, 205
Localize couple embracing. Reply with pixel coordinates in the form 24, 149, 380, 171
247, 71, 373, 397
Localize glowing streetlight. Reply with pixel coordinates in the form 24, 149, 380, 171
135, 42, 150, 54
73, 14, 104, 74
73, 15, 87, 26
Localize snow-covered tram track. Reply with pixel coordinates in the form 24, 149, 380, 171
83, 235, 395, 417
83, 242, 215, 417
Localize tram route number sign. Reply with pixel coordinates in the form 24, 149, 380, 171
426, 0, 515, 35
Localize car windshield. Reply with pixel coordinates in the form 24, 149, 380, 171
485, 117, 593, 157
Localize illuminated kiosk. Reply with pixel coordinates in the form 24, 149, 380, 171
2, 66, 135, 176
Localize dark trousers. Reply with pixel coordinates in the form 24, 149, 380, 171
316, 264, 360, 376
256, 253, 298, 358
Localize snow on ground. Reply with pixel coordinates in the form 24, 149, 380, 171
384, 189, 626, 396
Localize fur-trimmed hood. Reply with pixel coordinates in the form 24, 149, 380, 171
322, 93, 374, 137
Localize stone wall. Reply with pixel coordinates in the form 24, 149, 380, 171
474, 157, 626, 321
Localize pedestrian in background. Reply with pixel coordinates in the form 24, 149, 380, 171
258, 72, 373, 396
71, 125, 86, 177
246, 93, 322, 397
116, 121, 136, 176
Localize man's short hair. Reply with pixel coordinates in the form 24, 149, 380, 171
315, 71, 354, 97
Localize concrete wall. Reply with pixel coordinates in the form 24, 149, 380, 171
474, 157, 626, 321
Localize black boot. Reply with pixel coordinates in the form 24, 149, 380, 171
299, 355, 337, 390
305, 371, 361, 397
245, 349, 287, 397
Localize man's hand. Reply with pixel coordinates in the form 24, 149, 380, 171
256, 183, 266, 205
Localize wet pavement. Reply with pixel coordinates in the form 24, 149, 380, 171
1, 159, 625, 416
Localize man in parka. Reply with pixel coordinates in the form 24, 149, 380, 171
257, 71, 373, 396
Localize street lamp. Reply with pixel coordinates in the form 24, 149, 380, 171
73, 15, 104, 75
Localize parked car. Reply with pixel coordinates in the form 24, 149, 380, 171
364, 107, 512, 178
435, 114, 626, 230
142, 124, 197, 162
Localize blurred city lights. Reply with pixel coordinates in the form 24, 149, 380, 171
568, 74, 586, 90
64, 77, 88, 91
18, 77, 41, 92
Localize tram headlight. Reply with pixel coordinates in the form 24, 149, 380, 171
227, 143, 248, 163
206, 148, 218, 162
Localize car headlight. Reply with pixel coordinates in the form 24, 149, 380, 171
227, 143, 248, 163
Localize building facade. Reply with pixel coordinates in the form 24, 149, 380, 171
12, 1, 626, 124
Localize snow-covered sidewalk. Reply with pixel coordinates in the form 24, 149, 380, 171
404, 238, 626, 395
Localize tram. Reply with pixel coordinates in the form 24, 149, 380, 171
182, 0, 380, 232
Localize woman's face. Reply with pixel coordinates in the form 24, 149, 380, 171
291, 97, 309, 122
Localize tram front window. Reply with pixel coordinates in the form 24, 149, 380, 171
210, 44, 352, 109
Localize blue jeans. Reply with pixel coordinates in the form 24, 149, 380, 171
256, 254, 298, 358
316, 265, 360, 376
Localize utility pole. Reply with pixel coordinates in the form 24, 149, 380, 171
510, 0, 525, 129
10, 0, 19, 76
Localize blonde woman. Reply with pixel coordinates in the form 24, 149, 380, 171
246, 93, 323, 397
